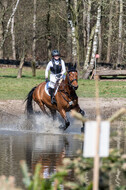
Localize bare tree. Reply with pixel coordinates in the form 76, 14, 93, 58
46, 0, 51, 61
82, 0, 87, 59
11, 0, 16, 60
66, 0, 72, 62
106, 0, 113, 63
117, 0, 123, 66
84, 4, 101, 79
83, 25, 96, 72
0, 0, 20, 49
0, 0, 8, 58
32, 0, 37, 77
17, 53, 25, 78
87, 0, 91, 44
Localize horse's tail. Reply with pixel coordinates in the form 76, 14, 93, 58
25, 86, 36, 115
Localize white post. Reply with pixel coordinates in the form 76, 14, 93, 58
93, 76, 101, 190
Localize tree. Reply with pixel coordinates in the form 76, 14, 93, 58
66, 0, 81, 68
11, 0, 16, 60
0, 0, 20, 50
32, 0, 37, 77
106, 0, 113, 63
83, 4, 101, 79
117, 0, 123, 66
46, 0, 51, 61
0, 0, 8, 58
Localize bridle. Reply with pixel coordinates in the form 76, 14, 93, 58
58, 70, 78, 106
67, 70, 78, 88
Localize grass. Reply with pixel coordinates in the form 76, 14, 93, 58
0, 67, 126, 100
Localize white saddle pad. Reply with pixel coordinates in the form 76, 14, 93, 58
45, 82, 59, 96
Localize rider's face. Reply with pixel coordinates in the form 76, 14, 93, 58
54, 55, 60, 60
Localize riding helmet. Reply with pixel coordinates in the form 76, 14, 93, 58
51, 50, 60, 57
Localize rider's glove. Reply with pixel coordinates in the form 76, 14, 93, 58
56, 74, 62, 78
45, 78, 49, 83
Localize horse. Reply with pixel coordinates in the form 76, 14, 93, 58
25, 63, 85, 131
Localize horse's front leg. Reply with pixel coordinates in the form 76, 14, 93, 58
59, 109, 70, 130
74, 104, 85, 133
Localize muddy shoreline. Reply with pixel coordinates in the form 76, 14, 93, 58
0, 98, 126, 120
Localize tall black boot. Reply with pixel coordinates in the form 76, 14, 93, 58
50, 88, 56, 104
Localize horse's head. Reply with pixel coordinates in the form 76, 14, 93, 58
67, 63, 78, 90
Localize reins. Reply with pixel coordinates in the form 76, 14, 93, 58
58, 72, 78, 106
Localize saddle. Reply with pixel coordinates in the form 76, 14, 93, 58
45, 78, 63, 96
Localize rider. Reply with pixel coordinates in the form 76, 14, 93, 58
45, 49, 66, 104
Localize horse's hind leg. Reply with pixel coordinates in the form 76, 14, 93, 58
37, 101, 48, 115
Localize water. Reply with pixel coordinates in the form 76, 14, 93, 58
0, 113, 83, 188
0, 113, 126, 189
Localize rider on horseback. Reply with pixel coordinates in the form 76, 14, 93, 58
45, 50, 66, 104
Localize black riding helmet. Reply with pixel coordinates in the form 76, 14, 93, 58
51, 50, 60, 57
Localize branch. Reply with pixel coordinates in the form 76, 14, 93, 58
107, 108, 126, 123
71, 110, 88, 123
0, 0, 20, 49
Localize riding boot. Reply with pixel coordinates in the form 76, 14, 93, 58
50, 88, 56, 104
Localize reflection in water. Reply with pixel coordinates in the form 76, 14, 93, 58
0, 132, 82, 187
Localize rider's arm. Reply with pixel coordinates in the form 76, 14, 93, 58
61, 60, 66, 75
45, 61, 52, 79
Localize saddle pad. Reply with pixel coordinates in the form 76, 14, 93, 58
45, 82, 58, 96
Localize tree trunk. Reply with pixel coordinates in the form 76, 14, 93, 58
0, 8, 4, 58
98, 23, 102, 62
66, 0, 72, 62
0, 0, 20, 49
17, 55, 25, 78
106, 0, 113, 63
66, 0, 80, 68
83, 25, 96, 72
71, 22, 77, 64
87, 0, 91, 44
84, 4, 101, 79
82, 0, 87, 59
11, 0, 16, 60
46, 0, 51, 61
117, 0, 123, 66
32, 0, 37, 77
0, 1, 8, 58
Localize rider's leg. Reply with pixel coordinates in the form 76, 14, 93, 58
50, 87, 56, 104
49, 75, 57, 104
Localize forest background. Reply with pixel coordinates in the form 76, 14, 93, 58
0, 0, 125, 78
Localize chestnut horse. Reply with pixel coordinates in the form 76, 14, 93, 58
26, 63, 85, 131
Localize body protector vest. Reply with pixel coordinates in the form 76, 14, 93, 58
50, 58, 62, 74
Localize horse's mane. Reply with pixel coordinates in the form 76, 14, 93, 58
67, 63, 77, 73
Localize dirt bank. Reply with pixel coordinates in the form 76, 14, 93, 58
0, 98, 126, 120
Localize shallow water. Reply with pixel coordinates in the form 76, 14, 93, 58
0, 113, 126, 189
0, 113, 83, 187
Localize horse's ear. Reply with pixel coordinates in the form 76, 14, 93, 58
74, 63, 77, 69
68, 63, 72, 70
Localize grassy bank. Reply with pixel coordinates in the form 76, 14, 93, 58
0, 67, 126, 100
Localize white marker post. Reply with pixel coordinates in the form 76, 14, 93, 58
83, 76, 110, 190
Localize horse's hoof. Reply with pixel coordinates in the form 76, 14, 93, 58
63, 125, 69, 130
59, 125, 68, 131
81, 126, 85, 133
59, 125, 64, 130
